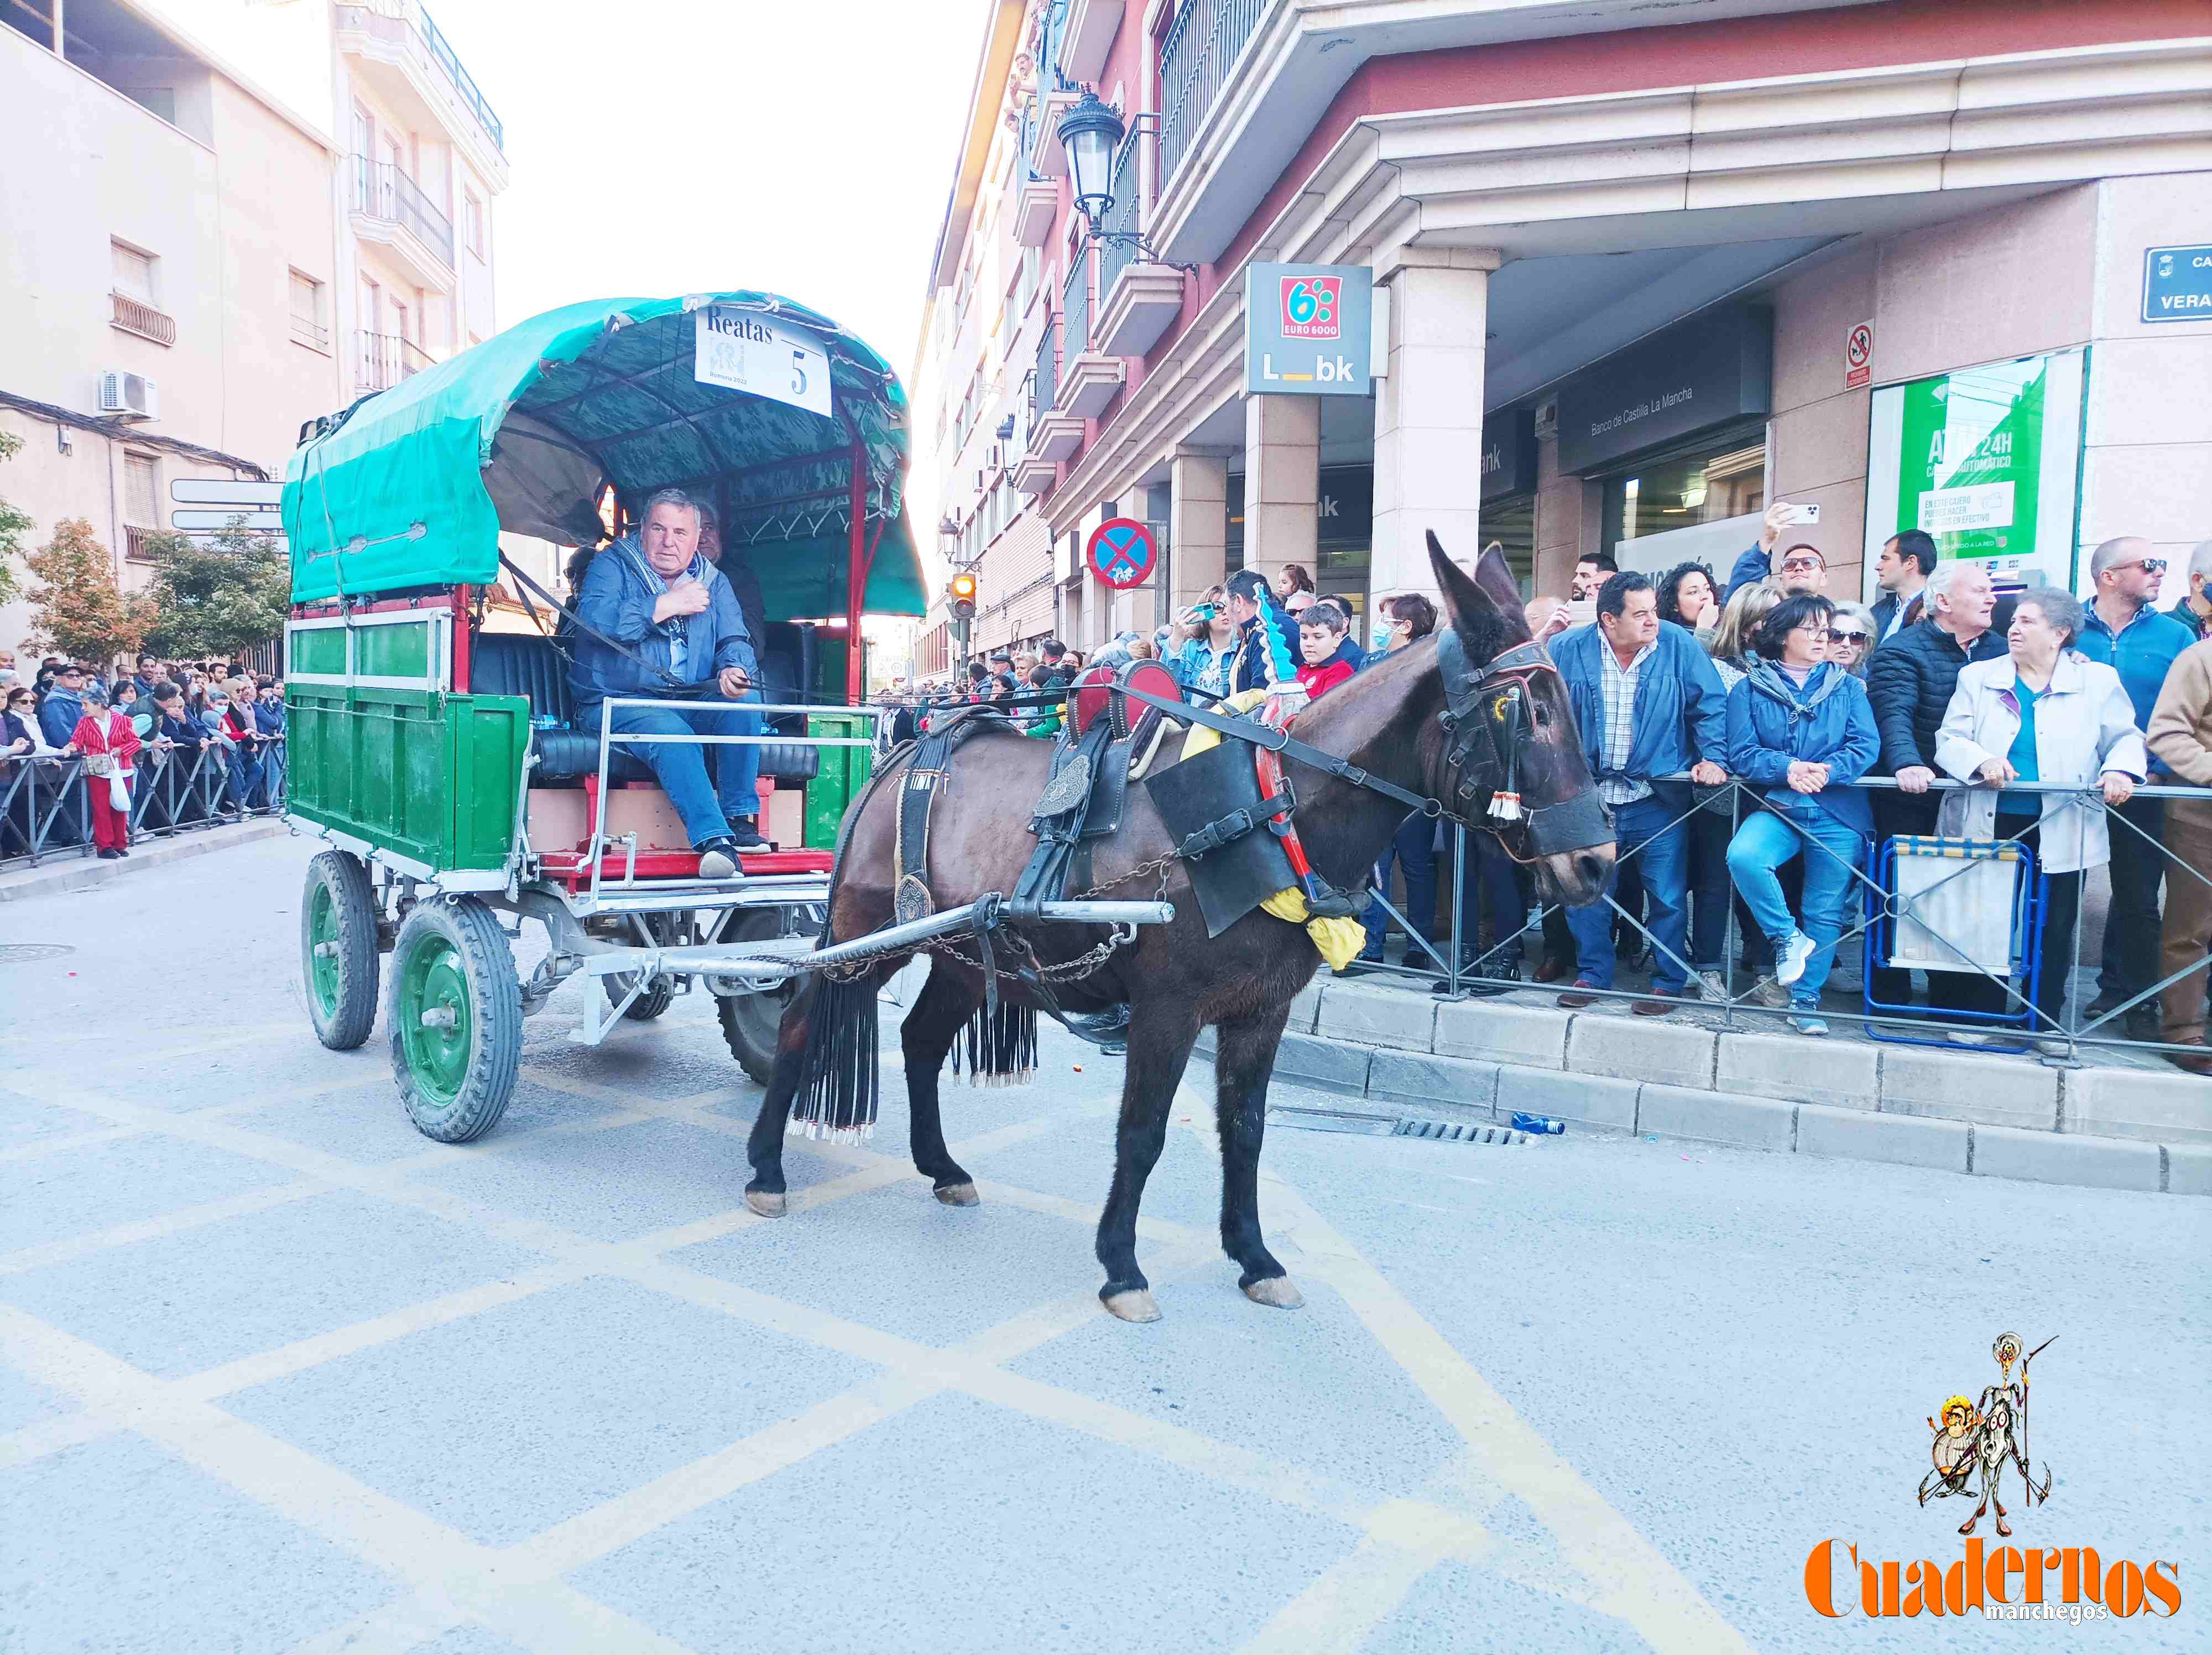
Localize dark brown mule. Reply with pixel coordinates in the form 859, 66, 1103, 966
744, 535, 1614, 1320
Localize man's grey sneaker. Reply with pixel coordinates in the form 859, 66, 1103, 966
1694, 969, 1730, 1003
724, 818, 771, 852
1751, 978, 1791, 1009
696, 837, 740, 879
1775, 930, 1817, 987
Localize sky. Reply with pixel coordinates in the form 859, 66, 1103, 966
427, 0, 975, 392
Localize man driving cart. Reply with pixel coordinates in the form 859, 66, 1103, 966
568, 486, 768, 872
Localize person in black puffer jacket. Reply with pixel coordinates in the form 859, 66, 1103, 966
1863, 560, 2006, 1015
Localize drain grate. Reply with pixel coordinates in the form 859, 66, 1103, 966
0, 944, 75, 964
1393, 1118, 1526, 1146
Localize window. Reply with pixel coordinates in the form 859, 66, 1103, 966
464, 191, 486, 259
124, 453, 159, 528
288, 270, 328, 351
1600, 435, 1767, 555
112, 241, 154, 303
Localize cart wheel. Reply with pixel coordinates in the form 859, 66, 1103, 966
389, 896, 521, 1142
717, 904, 820, 1086
604, 911, 680, 1022
302, 850, 380, 1050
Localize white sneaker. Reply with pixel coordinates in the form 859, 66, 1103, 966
1775, 931, 1817, 987
1694, 969, 1730, 1003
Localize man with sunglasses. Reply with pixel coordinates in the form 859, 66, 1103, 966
2075, 536, 2196, 1036
2167, 539, 2212, 642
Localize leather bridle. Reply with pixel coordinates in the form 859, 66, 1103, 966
1433, 630, 1614, 860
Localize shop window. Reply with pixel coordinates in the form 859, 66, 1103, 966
1481, 496, 1537, 598
1601, 437, 1765, 553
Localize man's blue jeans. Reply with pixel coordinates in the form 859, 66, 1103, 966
602, 694, 762, 849
1362, 813, 1438, 955
1725, 804, 1867, 1000
1566, 792, 1689, 992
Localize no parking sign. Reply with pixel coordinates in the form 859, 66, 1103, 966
1086, 517, 1156, 590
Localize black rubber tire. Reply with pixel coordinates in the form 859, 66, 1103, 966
716, 905, 818, 1086
604, 912, 680, 1021
389, 896, 523, 1143
302, 850, 380, 1051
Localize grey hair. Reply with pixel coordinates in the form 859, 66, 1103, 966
2013, 585, 2084, 646
639, 487, 706, 529
2189, 539, 2212, 587
1923, 559, 1986, 608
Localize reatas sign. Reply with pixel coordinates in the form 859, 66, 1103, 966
1245, 263, 1373, 397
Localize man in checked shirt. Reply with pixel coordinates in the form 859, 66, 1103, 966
1549, 570, 1730, 1013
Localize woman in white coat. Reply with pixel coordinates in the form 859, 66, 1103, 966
1934, 586, 2146, 1036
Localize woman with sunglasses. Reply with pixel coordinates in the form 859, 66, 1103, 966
1826, 602, 1877, 679
1724, 594, 1881, 1037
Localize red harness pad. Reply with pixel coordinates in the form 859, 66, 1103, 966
1071, 659, 1181, 740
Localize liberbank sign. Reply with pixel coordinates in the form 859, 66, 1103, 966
1244, 263, 1374, 396
1556, 308, 1773, 474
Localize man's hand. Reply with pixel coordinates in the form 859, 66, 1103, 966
717, 666, 752, 701
652, 579, 712, 625
1976, 758, 2017, 787
1759, 499, 1795, 556
1786, 759, 1830, 794
1689, 759, 1728, 787
1896, 764, 1936, 795
2101, 771, 2136, 806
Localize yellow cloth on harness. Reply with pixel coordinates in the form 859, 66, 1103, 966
1178, 690, 1369, 972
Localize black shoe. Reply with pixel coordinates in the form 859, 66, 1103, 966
97, 847, 121, 860
723, 818, 771, 852
695, 836, 740, 878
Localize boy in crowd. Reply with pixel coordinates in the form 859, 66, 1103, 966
1295, 603, 1361, 699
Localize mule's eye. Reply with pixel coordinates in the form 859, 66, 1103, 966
1531, 703, 1550, 727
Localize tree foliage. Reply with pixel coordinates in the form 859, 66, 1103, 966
0, 428, 31, 609
24, 517, 156, 663
139, 519, 290, 658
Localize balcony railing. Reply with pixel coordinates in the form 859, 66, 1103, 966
358, 330, 432, 393
110, 292, 175, 347
290, 316, 331, 352
352, 157, 457, 267
1063, 252, 1090, 360
1039, 0, 1071, 94
1094, 134, 1143, 301
1032, 313, 1060, 418
1158, 0, 1272, 188
123, 524, 166, 563
336, 2, 504, 155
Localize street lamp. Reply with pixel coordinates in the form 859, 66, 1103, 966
1053, 89, 1201, 272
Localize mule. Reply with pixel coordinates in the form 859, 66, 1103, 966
743, 535, 1614, 1320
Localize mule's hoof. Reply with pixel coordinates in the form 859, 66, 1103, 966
745, 1188, 787, 1219
1243, 1276, 1305, 1310
1102, 1288, 1161, 1324
933, 1182, 980, 1207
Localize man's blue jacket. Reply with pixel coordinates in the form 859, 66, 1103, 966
38, 688, 81, 750
566, 535, 758, 712
1552, 620, 1729, 789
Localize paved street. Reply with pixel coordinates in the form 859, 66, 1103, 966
3, 835, 2205, 1653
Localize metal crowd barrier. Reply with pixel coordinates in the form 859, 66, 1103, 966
0, 736, 288, 872
1357, 769, 2212, 1068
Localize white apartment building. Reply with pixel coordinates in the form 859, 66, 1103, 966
915, 0, 2210, 677
0, 0, 509, 662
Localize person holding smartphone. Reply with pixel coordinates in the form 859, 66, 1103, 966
1725, 500, 1822, 601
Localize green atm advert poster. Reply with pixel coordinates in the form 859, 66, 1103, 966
1865, 350, 2083, 589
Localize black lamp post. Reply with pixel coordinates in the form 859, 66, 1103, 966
1053, 89, 1199, 272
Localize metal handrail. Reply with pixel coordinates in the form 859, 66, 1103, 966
1033, 309, 1060, 418
1158, 0, 1272, 189
352, 156, 456, 266
1095, 133, 1145, 299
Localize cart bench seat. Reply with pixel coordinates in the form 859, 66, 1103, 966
472, 636, 825, 784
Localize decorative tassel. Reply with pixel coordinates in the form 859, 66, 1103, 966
949, 1000, 1039, 1087
789, 972, 880, 1143
1489, 792, 1525, 823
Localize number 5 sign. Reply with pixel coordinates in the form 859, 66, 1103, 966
695, 305, 834, 419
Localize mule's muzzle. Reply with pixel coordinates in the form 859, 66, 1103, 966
1535, 840, 1616, 908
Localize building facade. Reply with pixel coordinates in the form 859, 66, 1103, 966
0, 0, 508, 663
914, 0, 2210, 679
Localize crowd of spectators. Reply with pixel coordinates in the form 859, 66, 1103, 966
910, 520, 2212, 1069
0, 649, 286, 861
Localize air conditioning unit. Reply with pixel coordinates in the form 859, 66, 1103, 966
1533, 397, 1558, 440
98, 371, 159, 420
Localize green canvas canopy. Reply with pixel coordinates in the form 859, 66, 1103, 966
282, 292, 923, 624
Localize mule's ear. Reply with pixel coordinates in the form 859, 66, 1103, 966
1427, 530, 1532, 646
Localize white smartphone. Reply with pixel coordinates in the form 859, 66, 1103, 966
1783, 503, 1822, 525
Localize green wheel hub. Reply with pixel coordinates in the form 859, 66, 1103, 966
307, 882, 342, 1016
397, 934, 474, 1106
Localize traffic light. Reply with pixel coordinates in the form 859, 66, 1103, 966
947, 571, 977, 622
